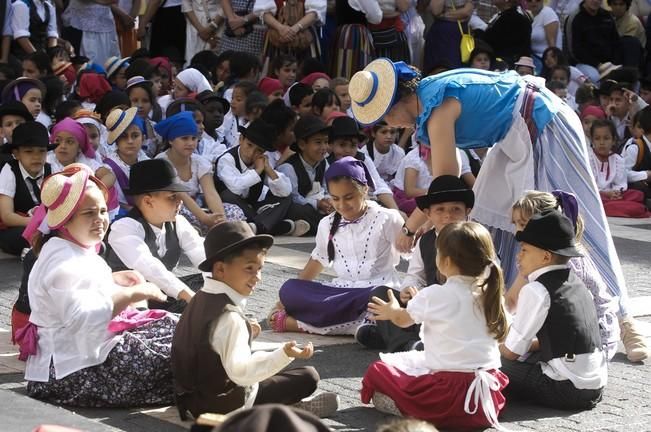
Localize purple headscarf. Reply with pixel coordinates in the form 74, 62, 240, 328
552, 190, 579, 230
325, 156, 375, 190
51, 117, 95, 159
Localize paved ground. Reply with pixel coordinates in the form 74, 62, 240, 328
0, 217, 650, 431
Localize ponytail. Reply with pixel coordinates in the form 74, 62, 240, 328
327, 212, 342, 263
480, 262, 508, 342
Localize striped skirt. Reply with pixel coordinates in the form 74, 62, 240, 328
263, 25, 322, 64
329, 24, 375, 80
370, 28, 411, 64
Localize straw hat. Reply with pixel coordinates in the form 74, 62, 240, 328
41, 169, 90, 230
598, 62, 622, 81
514, 56, 535, 70
349, 58, 399, 126
104, 56, 130, 79
106, 107, 138, 144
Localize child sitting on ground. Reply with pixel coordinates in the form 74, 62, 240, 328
269, 157, 404, 335
363, 221, 508, 430
500, 210, 607, 410
219, 81, 257, 149
105, 159, 205, 312
0, 101, 33, 166
0, 122, 52, 256
356, 176, 474, 352
260, 99, 298, 168
171, 221, 338, 419
359, 121, 404, 184
589, 120, 650, 217
623, 105, 651, 205
288, 83, 314, 117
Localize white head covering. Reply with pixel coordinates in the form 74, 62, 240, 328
176, 68, 212, 94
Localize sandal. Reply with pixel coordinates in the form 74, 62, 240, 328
268, 309, 288, 333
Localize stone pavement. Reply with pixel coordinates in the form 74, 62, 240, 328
0, 218, 650, 431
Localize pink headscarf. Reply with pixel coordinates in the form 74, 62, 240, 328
580, 105, 606, 120
149, 56, 172, 79
300, 72, 331, 87
51, 117, 95, 159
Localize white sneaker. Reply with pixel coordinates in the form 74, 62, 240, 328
290, 219, 310, 237
293, 392, 339, 418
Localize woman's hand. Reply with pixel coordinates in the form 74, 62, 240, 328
198, 26, 215, 42
279, 24, 296, 42
113, 270, 146, 287
228, 15, 246, 31
317, 198, 334, 214
283, 341, 314, 359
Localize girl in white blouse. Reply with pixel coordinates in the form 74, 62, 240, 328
269, 157, 404, 335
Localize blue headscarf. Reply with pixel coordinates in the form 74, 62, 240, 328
154, 111, 198, 141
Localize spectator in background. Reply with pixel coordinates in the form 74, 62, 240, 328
61, 0, 120, 65
423, 0, 474, 73
477, 0, 532, 66
10, 0, 58, 59
548, 0, 581, 22
609, 0, 646, 70
0, 0, 11, 64
138, 0, 186, 66
525, 0, 561, 73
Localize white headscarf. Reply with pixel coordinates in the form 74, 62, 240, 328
176, 68, 213, 93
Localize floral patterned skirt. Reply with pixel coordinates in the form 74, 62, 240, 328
27, 316, 177, 408
180, 199, 247, 236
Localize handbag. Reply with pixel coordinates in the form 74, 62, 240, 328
267, 0, 314, 50
224, 0, 255, 38
450, 1, 474, 63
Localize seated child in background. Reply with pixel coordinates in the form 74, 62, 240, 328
214, 118, 310, 236
311, 88, 341, 123
580, 105, 606, 142
277, 115, 333, 236
219, 81, 257, 149
102, 107, 149, 218
327, 116, 401, 213
270, 54, 297, 91
288, 83, 314, 118
589, 120, 649, 217
126, 76, 163, 157
359, 121, 404, 184
258, 77, 284, 102
172, 221, 338, 419
243, 91, 269, 126
500, 210, 607, 410
197, 90, 230, 159
72, 109, 109, 161
356, 176, 474, 352
270, 157, 404, 335
0, 101, 32, 148
623, 105, 651, 204
260, 99, 298, 168
0, 122, 52, 256
330, 77, 351, 114
547, 80, 576, 111
105, 159, 205, 312
363, 221, 508, 430
155, 112, 245, 234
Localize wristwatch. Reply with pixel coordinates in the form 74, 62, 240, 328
401, 224, 416, 237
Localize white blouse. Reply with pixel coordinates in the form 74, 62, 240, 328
589, 151, 627, 193
103, 149, 150, 205
26, 238, 121, 382
253, 0, 327, 25
311, 201, 404, 289
156, 152, 213, 198
47, 152, 103, 174
392, 147, 432, 191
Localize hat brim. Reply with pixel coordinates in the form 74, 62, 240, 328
199, 94, 231, 113
123, 182, 191, 196
106, 58, 129, 79
599, 65, 622, 81
238, 126, 276, 152
294, 125, 332, 151
515, 231, 583, 258
0, 107, 34, 122
2, 142, 56, 153
350, 58, 398, 127
415, 189, 475, 210
1, 78, 47, 102
44, 171, 89, 230
107, 108, 139, 144
198, 235, 274, 272
329, 132, 367, 143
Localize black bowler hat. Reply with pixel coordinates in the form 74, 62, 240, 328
291, 115, 331, 152
416, 175, 475, 210
198, 221, 274, 272
123, 159, 191, 195
3, 121, 53, 153
196, 90, 230, 114
515, 209, 583, 257
0, 101, 33, 122
238, 119, 277, 152
329, 116, 366, 142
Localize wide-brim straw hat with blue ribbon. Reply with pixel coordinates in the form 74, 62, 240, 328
106, 107, 138, 145
349, 58, 419, 126
104, 56, 130, 79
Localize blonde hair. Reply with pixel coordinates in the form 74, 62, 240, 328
512, 190, 584, 241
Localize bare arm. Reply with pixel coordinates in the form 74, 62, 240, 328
199, 174, 226, 217
95, 167, 116, 188
0, 36, 11, 63
137, 0, 162, 38
403, 167, 428, 198
505, 272, 527, 313
427, 98, 462, 177
0, 195, 30, 227
377, 193, 400, 212
15, 37, 36, 55
298, 258, 324, 280
544, 21, 559, 48
368, 289, 415, 327
430, 0, 445, 16
441, 1, 473, 20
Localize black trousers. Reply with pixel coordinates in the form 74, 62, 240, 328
370, 286, 421, 353
254, 366, 319, 405
148, 273, 204, 313
500, 352, 603, 410
0, 226, 28, 256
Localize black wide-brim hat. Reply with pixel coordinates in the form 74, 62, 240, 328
291, 115, 331, 152
515, 209, 583, 257
123, 159, 191, 195
415, 175, 475, 210
238, 119, 277, 152
196, 90, 230, 114
329, 116, 366, 143
199, 221, 274, 272
2, 121, 55, 153
0, 100, 33, 122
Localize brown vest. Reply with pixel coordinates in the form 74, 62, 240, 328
171, 290, 252, 417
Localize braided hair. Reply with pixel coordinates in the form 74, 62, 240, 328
325, 177, 368, 263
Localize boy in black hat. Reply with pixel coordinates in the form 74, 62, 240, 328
356, 176, 475, 352
172, 221, 338, 419
0, 101, 33, 166
105, 159, 205, 311
0, 121, 51, 255
197, 90, 230, 147
500, 210, 607, 410
328, 116, 401, 213
214, 118, 311, 236
276, 115, 332, 236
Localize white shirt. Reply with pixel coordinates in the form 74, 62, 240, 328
361, 155, 392, 196
0, 160, 44, 202
400, 232, 431, 290
253, 0, 327, 25
359, 143, 405, 183
215, 148, 291, 200
26, 238, 121, 382
530, 6, 562, 58
203, 278, 293, 409
348, 0, 382, 24
623, 136, 651, 182
588, 151, 627, 193
217, 111, 241, 149
196, 131, 227, 164
505, 265, 608, 390
406, 275, 501, 372
11, 0, 57, 39
47, 151, 103, 174
156, 152, 213, 199
393, 147, 466, 190
276, 155, 328, 209
107, 215, 206, 299
311, 201, 404, 288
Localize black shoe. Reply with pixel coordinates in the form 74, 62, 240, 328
274, 219, 295, 236
355, 322, 385, 349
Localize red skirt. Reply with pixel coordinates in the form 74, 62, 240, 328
11, 305, 30, 345
602, 189, 650, 218
361, 360, 508, 430
392, 187, 418, 216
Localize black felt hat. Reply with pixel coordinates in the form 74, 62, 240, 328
291, 115, 331, 152
415, 175, 475, 210
329, 116, 365, 142
238, 119, 277, 152
123, 159, 190, 195
3, 121, 53, 153
198, 221, 274, 272
0, 101, 33, 122
196, 90, 230, 114
515, 209, 583, 257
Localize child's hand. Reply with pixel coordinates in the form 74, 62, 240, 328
368, 289, 402, 321
399, 286, 418, 304
249, 318, 261, 339
254, 156, 266, 174
283, 341, 314, 359
113, 270, 146, 287
317, 198, 334, 214
130, 283, 167, 303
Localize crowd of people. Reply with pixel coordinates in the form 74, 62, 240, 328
0, 0, 650, 430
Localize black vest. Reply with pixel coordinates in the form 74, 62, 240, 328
283, 153, 326, 197
9, 159, 50, 214
214, 146, 265, 205
335, 0, 367, 25
11, 0, 51, 58
104, 207, 181, 272
633, 139, 651, 172
418, 229, 441, 286
463, 149, 482, 177
535, 269, 602, 362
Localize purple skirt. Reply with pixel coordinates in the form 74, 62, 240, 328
279, 279, 374, 327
